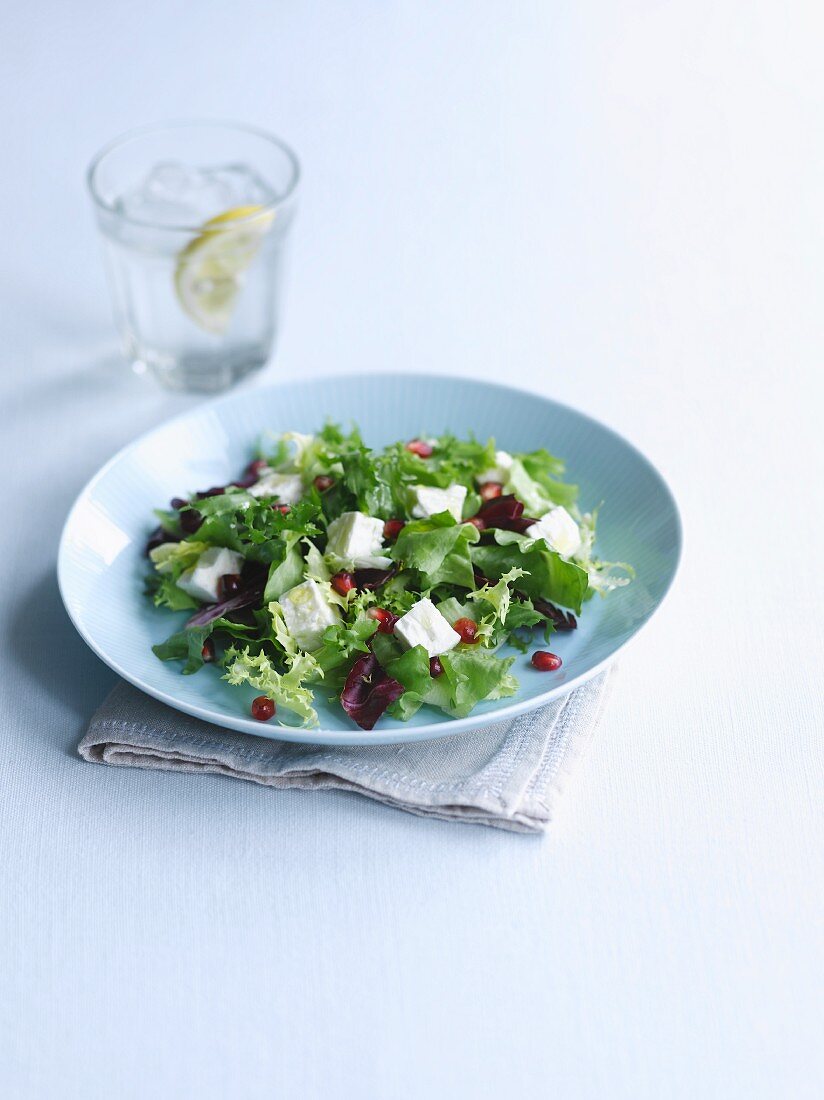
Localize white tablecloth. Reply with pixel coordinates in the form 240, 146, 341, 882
1, 2, 820, 1097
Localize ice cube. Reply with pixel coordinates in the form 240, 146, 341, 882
144, 162, 202, 201
208, 164, 276, 206
115, 161, 277, 228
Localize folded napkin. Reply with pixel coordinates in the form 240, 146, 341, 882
78, 671, 611, 833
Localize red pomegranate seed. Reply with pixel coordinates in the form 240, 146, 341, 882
453, 617, 478, 644
531, 651, 562, 671
405, 439, 433, 458
313, 474, 334, 492
201, 638, 215, 663
331, 571, 356, 596
383, 518, 405, 541
467, 516, 486, 531
246, 458, 269, 477
217, 573, 242, 600
479, 481, 504, 501
368, 607, 397, 633
271, 503, 291, 514
251, 696, 276, 721
429, 656, 444, 677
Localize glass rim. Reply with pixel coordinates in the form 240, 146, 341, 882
87, 119, 301, 233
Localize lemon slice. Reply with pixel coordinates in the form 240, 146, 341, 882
174, 204, 274, 334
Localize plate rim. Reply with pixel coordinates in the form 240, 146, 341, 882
57, 371, 683, 745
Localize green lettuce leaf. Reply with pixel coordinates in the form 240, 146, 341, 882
152, 616, 255, 674
390, 513, 479, 590
378, 642, 434, 721
263, 532, 305, 601
519, 450, 578, 508
436, 648, 518, 717
371, 636, 517, 720
312, 615, 378, 675
426, 432, 498, 487
191, 493, 322, 562
145, 573, 198, 612
146, 539, 207, 611
502, 599, 547, 649
505, 458, 553, 515
434, 595, 475, 625
149, 539, 207, 577
153, 507, 183, 537
472, 530, 589, 613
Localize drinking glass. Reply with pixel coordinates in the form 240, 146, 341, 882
88, 121, 300, 393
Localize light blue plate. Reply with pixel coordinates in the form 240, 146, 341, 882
58, 373, 681, 745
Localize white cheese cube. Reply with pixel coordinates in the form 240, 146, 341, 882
248, 472, 305, 504
177, 547, 245, 603
411, 484, 467, 522
394, 598, 461, 658
277, 579, 340, 651
525, 506, 582, 558
477, 450, 514, 484
326, 511, 391, 568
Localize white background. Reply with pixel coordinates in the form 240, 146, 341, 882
1, 2, 822, 1097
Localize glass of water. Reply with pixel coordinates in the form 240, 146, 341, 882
88, 121, 300, 393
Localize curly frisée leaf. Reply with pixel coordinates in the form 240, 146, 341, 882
586, 560, 635, 594
223, 646, 321, 726
466, 566, 525, 625
572, 510, 634, 595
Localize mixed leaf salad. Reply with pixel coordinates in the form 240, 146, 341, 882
145, 425, 631, 730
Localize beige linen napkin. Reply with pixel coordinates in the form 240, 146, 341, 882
78, 671, 611, 833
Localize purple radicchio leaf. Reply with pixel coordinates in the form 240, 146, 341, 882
474, 493, 536, 534
353, 564, 398, 591
231, 459, 270, 490
533, 598, 577, 631
170, 462, 263, 535
229, 470, 262, 490
145, 525, 178, 557
184, 563, 267, 629
180, 511, 204, 535
341, 653, 405, 731
172, 497, 204, 536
